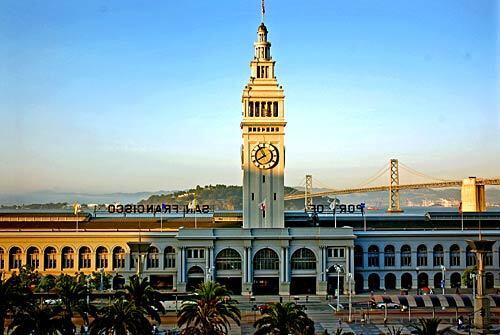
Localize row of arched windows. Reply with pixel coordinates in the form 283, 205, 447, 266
357, 244, 495, 268
362, 271, 496, 291
0, 246, 176, 271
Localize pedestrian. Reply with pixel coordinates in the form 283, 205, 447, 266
457, 316, 464, 330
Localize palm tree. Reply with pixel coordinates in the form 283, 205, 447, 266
90, 299, 152, 335
54, 274, 96, 327
116, 275, 165, 323
408, 318, 444, 335
177, 281, 241, 335
0, 273, 37, 335
253, 302, 315, 335
8, 304, 72, 335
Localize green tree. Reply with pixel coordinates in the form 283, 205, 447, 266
253, 302, 315, 335
37, 274, 57, 292
54, 274, 96, 328
115, 275, 165, 323
408, 318, 444, 335
90, 299, 152, 335
177, 281, 240, 335
8, 304, 72, 335
461, 266, 477, 287
0, 276, 27, 335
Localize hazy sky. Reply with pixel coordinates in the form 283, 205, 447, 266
1, 0, 499, 194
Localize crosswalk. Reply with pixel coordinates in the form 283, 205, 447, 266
316, 322, 415, 335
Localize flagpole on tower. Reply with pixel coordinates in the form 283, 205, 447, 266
261, 0, 265, 22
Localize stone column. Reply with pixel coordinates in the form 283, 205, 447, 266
242, 248, 248, 283
317, 246, 328, 296
210, 247, 215, 280
242, 247, 252, 296
285, 247, 289, 283
205, 248, 210, 282
177, 247, 186, 292
159, 250, 165, 270
280, 247, 285, 282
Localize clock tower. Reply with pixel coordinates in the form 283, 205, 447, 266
241, 21, 286, 229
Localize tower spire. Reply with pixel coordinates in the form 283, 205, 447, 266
261, 0, 265, 22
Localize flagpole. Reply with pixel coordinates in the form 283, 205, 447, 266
261, 0, 265, 22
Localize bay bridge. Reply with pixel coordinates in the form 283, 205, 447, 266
285, 159, 500, 213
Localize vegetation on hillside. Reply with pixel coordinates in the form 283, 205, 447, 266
139, 184, 305, 210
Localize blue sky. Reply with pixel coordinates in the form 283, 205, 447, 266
0, 0, 498, 194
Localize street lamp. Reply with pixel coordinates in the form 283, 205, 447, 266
440, 265, 446, 295
416, 266, 420, 295
333, 264, 343, 312
86, 276, 90, 305
347, 272, 353, 323
99, 268, 104, 291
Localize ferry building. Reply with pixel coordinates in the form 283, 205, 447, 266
0, 19, 498, 296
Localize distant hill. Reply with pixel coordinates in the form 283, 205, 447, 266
0, 190, 173, 206
138, 184, 303, 210
2, 186, 499, 210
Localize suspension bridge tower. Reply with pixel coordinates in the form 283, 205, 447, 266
387, 159, 403, 213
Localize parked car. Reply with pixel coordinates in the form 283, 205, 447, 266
376, 302, 399, 309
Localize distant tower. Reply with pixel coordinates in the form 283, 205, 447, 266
241, 17, 286, 229
305, 175, 313, 209
387, 159, 403, 213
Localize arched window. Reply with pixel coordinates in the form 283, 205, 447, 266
433, 245, 444, 266
147, 247, 160, 269
401, 272, 412, 289
485, 272, 494, 289
44, 247, 57, 269
368, 245, 379, 267
273, 102, 278, 117
255, 102, 260, 117
249, 101, 254, 117
216, 248, 241, 271
164, 246, 176, 269
450, 272, 461, 288
401, 245, 411, 267
253, 248, 279, 270
384, 245, 395, 267
417, 245, 427, 267
354, 245, 363, 267
368, 273, 380, 290
96, 246, 108, 269
0, 248, 4, 269
112, 247, 125, 269
434, 272, 443, 289
9, 247, 22, 270
449, 244, 460, 267
188, 266, 204, 276
385, 273, 396, 290
485, 250, 493, 266
79, 247, 92, 269
62, 247, 75, 269
291, 248, 316, 270
417, 272, 429, 289
466, 246, 476, 267
27, 247, 40, 269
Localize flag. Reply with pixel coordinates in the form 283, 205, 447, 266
259, 199, 266, 218
262, 0, 265, 16
188, 198, 198, 210
259, 200, 266, 212
73, 203, 81, 215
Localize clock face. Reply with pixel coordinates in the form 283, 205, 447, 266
251, 143, 279, 169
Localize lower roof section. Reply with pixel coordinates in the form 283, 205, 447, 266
0, 210, 499, 231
